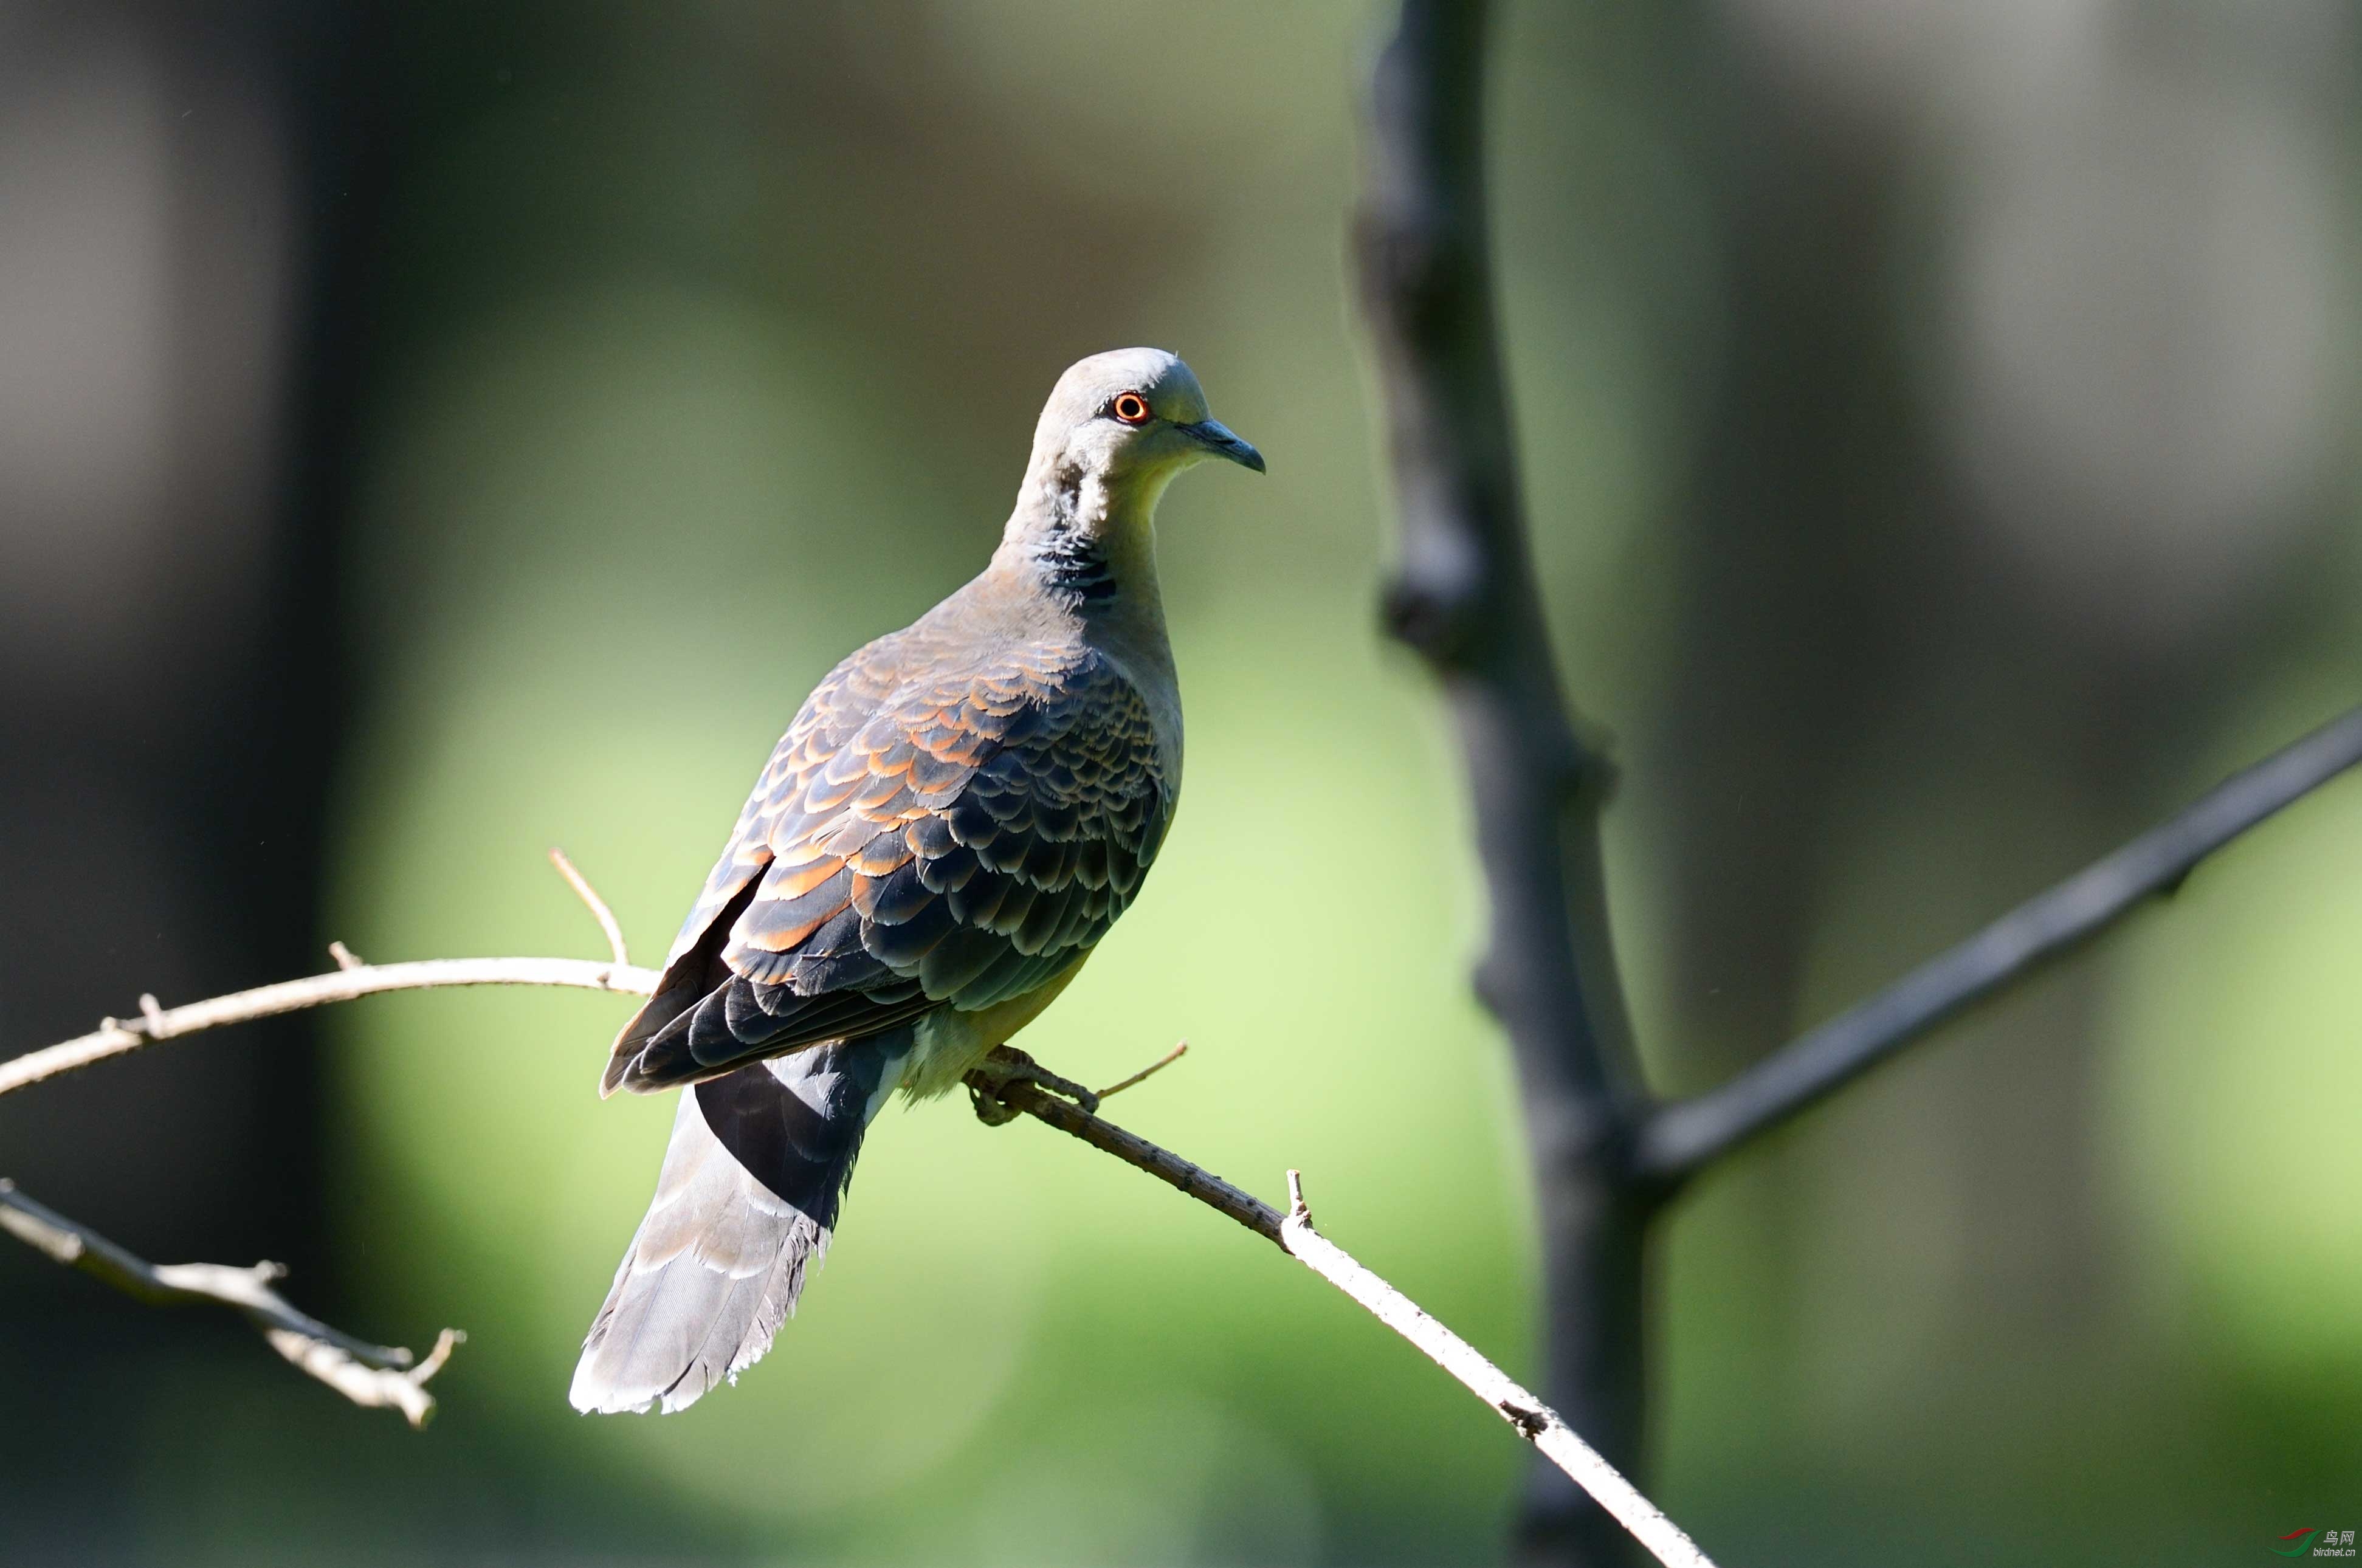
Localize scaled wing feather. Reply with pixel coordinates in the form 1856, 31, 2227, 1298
602, 628, 1170, 1093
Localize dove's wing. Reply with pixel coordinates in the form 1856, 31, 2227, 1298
602, 632, 1171, 1094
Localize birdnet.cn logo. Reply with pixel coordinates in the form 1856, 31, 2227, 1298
2276, 1528, 2358, 1558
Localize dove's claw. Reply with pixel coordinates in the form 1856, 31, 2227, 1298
965, 1046, 1101, 1124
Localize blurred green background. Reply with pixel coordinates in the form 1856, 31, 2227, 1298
4, 2, 2361, 1564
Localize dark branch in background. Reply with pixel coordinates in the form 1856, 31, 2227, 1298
1636, 704, 2362, 1185
1357, 0, 1637, 1116
1350, 2, 2362, 1564
0, 1180, 460, 1428
1355, 1, 1653, 1559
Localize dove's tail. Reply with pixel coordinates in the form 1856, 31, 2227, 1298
569, 1031, 909, 1415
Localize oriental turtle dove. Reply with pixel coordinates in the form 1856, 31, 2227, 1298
571, 348, 1261, 1414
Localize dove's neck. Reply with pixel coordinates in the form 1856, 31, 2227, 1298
986, 451, 1182, 776
997, 455, 1170, 633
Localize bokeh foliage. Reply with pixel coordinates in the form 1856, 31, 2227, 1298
7, 1, 2362, 1563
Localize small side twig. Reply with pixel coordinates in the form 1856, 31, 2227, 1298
1096, 1039, 1188, 1101
549, 847, 629, 968
0, 1180, 461, 1428
1279, 1172, 1716, 1568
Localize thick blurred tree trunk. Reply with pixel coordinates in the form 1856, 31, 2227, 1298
1355, 4, 1654, 1561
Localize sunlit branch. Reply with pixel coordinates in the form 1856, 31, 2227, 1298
0, 955, 660, 1099
962, 1062, 1719, 1568
1281, 1174, 1716, 1568
0, 854, 1718, 1558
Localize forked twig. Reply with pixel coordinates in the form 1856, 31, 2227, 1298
0, 853, 652, 1423
0, 1180, 462, 1427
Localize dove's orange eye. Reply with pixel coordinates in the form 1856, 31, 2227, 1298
1110, 391, 1153, 425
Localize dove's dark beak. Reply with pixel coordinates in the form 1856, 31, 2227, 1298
1179, 419, 1265, 473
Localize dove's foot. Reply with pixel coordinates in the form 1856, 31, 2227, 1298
965, 1046, 1101, 1126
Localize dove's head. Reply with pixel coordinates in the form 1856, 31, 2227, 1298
1025, 348, 1264, 501
1003, 348, 1261, 600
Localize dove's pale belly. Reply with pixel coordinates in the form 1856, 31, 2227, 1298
899, 952, 1093, 1100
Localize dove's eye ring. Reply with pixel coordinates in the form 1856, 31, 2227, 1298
1110, 391, 1153, 426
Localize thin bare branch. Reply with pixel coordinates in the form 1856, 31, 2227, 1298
549, 847, 630, 968
959, 1064, 1717, 1565
965, 1067, 1283, 1240
1280, 1174, 1718, 1568
1096, 1039, 1189, 1101
0, 1180, 461, 1428
3, 927, 1712, 1556
0, 955, 661, 1099
1635, 702, 2362, 1186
